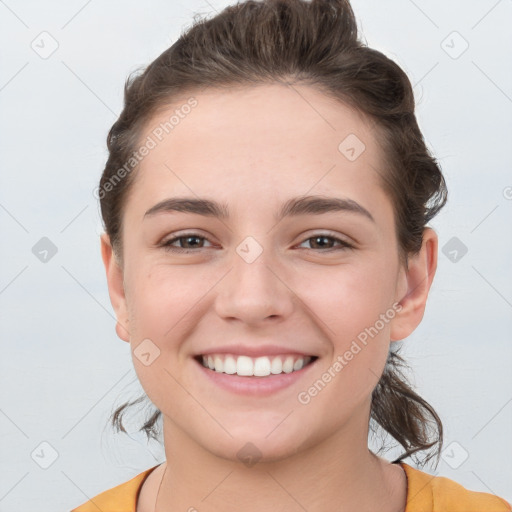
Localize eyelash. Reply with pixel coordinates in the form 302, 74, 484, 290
160, 232, 354, 253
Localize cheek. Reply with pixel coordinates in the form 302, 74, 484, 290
125, 246, 399, 344
125, 262, 215, 344
301, 255, 397, 397
124, 265, 212, 413
304, 254, 398, 338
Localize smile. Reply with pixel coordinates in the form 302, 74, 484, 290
196, 354, 317, 377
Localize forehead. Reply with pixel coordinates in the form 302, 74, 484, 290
128, 83, 390, 220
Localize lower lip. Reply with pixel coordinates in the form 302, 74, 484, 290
194, 358, 317, 397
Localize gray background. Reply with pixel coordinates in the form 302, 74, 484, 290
0, 0, 511, 510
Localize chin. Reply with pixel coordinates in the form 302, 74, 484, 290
195, 419, 310, 465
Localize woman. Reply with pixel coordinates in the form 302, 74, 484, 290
72, 0, 511, 510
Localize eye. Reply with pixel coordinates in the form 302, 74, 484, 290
161, 233, 213, 253
297, 234, 354, 251
160, 232, 354, 254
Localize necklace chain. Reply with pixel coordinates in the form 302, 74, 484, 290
153, 462, 167, 512
152, 460, 407, 512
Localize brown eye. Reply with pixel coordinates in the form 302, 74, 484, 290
162, 233, 212, 252
299, 234, 353, 251
160, 232, 353, 254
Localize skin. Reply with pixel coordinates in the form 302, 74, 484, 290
101, 83, 438, 512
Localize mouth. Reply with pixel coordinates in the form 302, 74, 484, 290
194, 353, 318, 378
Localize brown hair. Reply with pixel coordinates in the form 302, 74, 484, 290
102, 0, 447, 467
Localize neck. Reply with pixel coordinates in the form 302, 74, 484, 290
154, 408, 406, 512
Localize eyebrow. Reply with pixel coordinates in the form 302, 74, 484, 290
143, 195, 375, 223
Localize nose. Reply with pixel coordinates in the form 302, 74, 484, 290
214, 244, 295, 326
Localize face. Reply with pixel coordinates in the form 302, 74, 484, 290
102, 83, 436, 463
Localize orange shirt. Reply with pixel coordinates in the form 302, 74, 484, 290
71, 461, 511, 512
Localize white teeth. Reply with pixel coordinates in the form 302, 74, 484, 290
254, 356, 271, 377
282, 356, 294, 373
214, 356, 223, 372
237, 355, 253, 376
223, 355, 237, 374
199, 354, 314, 377
270, 357, 282, 374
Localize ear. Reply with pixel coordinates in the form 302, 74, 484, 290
100, 233, 130, 343
390, 227, 438, 342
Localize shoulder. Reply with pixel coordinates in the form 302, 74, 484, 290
70, 465, 160, 512
400, 462, 511, 512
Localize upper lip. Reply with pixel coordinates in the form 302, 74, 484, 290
195, 345, 316, 358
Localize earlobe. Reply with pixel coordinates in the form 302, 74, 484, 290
390, 228, 438, 342
100, 233, 130, 343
